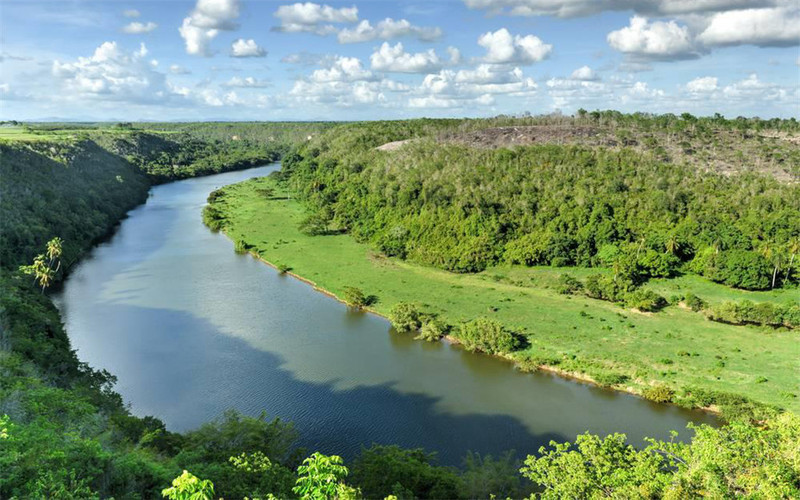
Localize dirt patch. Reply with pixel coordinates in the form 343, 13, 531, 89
441, 125, 611, 149
376, 139, 414, 151
440, 125, 800, 184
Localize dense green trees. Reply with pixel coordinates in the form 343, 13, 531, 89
521, 412, 800, 498
280, 115, 799, 293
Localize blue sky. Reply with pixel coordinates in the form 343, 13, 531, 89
1, 0, 798, 121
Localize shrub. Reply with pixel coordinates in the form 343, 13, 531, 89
453, 317, 521, 355
699, 249, 773, 290
202, 205, 225, 231
234, 239, 248, 254
515, 354, 562, 373
584, 274, 626, 302
389, 302, 427, 332
556, 274, 583, 295
342, 286, 368, 309
624, 289, 667, 312
416, 319, 448, 342
684, 292, 707, 312
642, 385, 675, 403
593, 372, 629, 387
277, 263, 291, 274
706, 300, 798, 329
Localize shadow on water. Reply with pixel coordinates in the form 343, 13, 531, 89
91, 302, 564, 465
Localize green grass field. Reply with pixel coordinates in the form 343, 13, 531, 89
214, 176, 800, 413
0, 126, 62, 141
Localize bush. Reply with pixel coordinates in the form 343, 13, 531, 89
453, 317, 521, 355
234, 239, 249, 254
624, 289, 667, 312
556, 274, 583, 295
584, 274, 626, 302
697, 249, 773, 290
342, 286, 368, 309
389, 302, 428, 332
642, 385, 675, 403
593, 372, 629, 387
706, 300, 798, 329
684, 292, 707, 312
416, 319, 448, 342
202, 205, 225, 231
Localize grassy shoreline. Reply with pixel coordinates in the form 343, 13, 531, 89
209, 176, 799, 416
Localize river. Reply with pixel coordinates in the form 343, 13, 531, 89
52, 163, 717, 465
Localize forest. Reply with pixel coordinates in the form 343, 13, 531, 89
1, 115, 799, 498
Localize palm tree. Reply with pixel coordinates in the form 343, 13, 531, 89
785, 239, 800, 282
46, 236, 63, 272
665, 234, 680, 255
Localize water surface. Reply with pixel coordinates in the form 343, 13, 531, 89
53, 164, 716, 465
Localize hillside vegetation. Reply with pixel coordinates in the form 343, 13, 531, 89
2, 115, 799, 498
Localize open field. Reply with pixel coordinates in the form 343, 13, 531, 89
212, 176, 800, 414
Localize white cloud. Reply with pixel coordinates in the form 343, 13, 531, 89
570, 65, 599, 81
224, 76, 271, 87
477, 28, 552, 64
686, 76, 718, 92
289, 53, 408, 107
51, 42, 176, 104
370, 42, 444, 73
230, 39, 266, 57
607, 16, 698, 61
123, 9, 140, 18
169, 64, 191, 75
462, 1, 784, 18
309, 55, 375, 82
290, 79, 398, 107
447, 46, 462, 64
123, 21, 157, 34
628, 81, 665, 98
698, 7, 800, 47
273, 2, 358, 35
180, 0, 240, 56
409, 64, 537, 109
338, 18, 441, 43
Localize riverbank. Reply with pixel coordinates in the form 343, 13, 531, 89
209, 176, 799, 416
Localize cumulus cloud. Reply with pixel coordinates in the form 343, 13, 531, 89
462, 0, 784, 18
686, 76, 718, 92
338, 18, 441, 43
169, 64, 191, 75
697, 7, 800, 47
224, 76, 271, 87
51, 42, 176, 104
289, 53, 408, 107
478, 28, 552, 64
123, 21, 157, 34
408, 64, 537, 109
273, 2, 358, 35
570, 65, 599, 81
607, 16, 699, 61
290, 78, 405, 107
370, 42, 445, 73
180, 0, 241, 56
230, 39, 267, 57
308, 55, 375, 82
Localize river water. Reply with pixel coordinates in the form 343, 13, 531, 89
52, 164, 716, 465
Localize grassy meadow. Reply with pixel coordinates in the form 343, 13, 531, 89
212, 176, 800, 414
